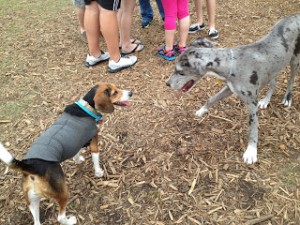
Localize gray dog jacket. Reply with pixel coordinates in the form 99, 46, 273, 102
24, 113, 97, 162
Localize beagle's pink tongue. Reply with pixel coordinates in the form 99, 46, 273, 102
122, 101, 130, 106
115, 101, 130, 106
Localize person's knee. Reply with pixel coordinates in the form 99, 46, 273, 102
164, 16, 176, 30
177, 10, 189, 20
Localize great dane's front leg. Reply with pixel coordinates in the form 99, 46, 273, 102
90, 134, 104, 177
258, 78, 276, 109
243, 102, 259, 164
282, 58, 300, 107
196, 86, 232, 117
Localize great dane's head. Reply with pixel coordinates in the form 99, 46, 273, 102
166, 38, 214, 92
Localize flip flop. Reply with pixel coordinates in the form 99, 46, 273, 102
131, 39, 141, 45
119, 39, 142, 49
121, 43, 144, 55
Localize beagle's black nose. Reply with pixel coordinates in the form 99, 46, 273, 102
129, 91, 133, 97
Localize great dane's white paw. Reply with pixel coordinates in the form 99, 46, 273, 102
243, 145, 258, 164
58, 215, 77, 225
258, 98, 270, 109
195, 106, 208, 117
95, 168, 104, 178
282, 97, 292, 107
73, 155, 85, 164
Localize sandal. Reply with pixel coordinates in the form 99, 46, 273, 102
119, 39, 142, 49
121, 43, 144, 55
157, 45, 176, 61
174, 43, 187, 55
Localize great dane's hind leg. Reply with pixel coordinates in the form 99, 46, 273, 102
282, 57, 300, 107
258, 78, 276, 109
196, 86, 232, 117
243, 102, 259, 164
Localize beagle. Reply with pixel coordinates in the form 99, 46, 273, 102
0, 82, 132, 225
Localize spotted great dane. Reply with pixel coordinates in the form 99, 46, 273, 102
166, 14, 300, 164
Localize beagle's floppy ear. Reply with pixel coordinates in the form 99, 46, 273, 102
93, 87, 114, 113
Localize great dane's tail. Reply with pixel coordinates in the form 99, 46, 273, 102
190, 37, 214, 48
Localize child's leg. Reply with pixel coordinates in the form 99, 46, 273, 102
195, 0, 203, 25
161, 0, 177, 51
84, 2, 101, 56
178, 0, 190, 47
206, 0, 216, 29
77, 7, 85, 33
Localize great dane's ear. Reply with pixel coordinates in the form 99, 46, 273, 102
93, 87, 114, 113
190, 37, 214, 48
178, 53, 191, 68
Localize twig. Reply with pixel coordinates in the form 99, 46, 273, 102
209, 114, 233, 122
245, 214, 273, 225
0, 120, 11, 123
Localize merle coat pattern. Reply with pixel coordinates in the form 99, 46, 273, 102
166, 14, 300, 164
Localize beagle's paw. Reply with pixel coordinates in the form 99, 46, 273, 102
66, 216, 77, 225
73, 155, 85, 164
95, 168, 104, 178
58, 215, 77, 225
243, 145, 257, 164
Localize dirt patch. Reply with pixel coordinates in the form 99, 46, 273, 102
1, 0, 300, 224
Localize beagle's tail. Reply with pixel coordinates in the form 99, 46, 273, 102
0, 143, 14, 165
0, 143, 26, 172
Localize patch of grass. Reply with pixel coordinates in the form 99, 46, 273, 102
279, 163, 300, 185
0, 0, 72, 41
0, 95, 33, 120
0, 0, 73, 121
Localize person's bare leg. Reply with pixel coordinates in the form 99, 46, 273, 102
84, 2, 101, 56
206, 0, 216, 29
119, 0, 143, 53
178, 16, 190, 47
165, 29, 175, 51
195, 0, 203, 25
77, 7, 85, 33
99, 5, 120, 62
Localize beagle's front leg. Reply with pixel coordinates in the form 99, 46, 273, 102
73, 151, 85, 164
90, 134, 104, 177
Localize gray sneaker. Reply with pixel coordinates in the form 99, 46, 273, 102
85, 51, 110, 67
108, 55, 137, 73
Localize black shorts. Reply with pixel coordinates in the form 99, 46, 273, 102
84, 0, 121, 11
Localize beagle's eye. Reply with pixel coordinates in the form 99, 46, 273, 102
113, 91, 118, 96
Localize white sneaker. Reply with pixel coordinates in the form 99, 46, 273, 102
85, 51, 110, 67
108, 55, 137, 73
189, 23, 205, 34
208, 28, 219, 40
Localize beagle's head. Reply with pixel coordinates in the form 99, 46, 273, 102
93, 82, 133, 113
